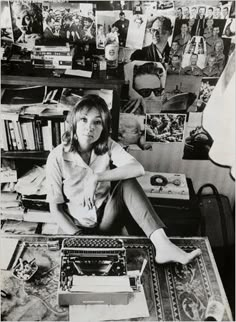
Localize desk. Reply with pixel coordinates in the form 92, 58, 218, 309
0, 235, 232, 321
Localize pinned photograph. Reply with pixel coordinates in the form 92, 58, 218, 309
196, 77, 219, 112
118, 113, 151, 150
163, 74, 201, 113
123, 61, 166, 114
174, 2, 232, 20
126, 14, 147, 49
42, 2, 95, 43
182, 112, 213, 160
1, 1, 14, 43
9, 1, 43, 49
130, 15, 175, 64
145, 113, 186, 143
96, 10, 132, 48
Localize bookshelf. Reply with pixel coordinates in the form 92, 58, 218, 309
1, 74, 125, 160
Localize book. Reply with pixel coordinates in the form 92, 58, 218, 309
4, 121, 13, 151
60, 121, 65, 140
8, 121, 18, 150
0, 120, 9, 151
41, 121, 53, 151
35, 119, 44, 151
25, 122, 36, 150
12, 121, 24, 150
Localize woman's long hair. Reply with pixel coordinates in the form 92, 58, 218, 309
62, 94, 111, 155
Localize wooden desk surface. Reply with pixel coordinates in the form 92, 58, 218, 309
0, 235, 233, 321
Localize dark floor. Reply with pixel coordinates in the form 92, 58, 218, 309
213, 245, 235, 320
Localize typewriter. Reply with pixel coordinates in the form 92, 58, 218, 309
58, 237, 133, 306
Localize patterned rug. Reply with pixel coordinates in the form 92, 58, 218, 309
125, 237, 232, 321
0, 236, 232, 321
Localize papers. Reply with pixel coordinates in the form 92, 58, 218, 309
14, 165, 46, 195
71, 275, 133, 293
69, 285, 149, 322
0, 238, 19, 270
65, 69, 92, 78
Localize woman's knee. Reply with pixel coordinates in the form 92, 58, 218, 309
120, 178, 140, 190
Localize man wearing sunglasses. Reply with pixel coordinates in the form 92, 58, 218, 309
130, 16, 173, 67
123, 62, 165, 114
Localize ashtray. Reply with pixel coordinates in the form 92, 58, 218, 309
12, 258, 38, 281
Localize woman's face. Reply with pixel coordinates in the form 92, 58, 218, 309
76, 107, 103, 150
134, 74, 163, 101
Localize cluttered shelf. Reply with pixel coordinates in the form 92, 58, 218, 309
1, 74, 125, 90
1, 150, 50, 160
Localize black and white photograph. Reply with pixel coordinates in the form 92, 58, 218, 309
182, 112, 213, 160
145, 113, 186, 142
196, 77, 219, 112
163, 74, 202, 112
123, 60, 166, 114
42, 2, 96, 43
0, 1, 235, 322
9, 0, 43, 49
1, 1, 14, 44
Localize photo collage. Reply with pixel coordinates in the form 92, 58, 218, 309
1, 0, 235, 160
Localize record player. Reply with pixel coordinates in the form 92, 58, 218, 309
58, 237, 133, 306
137, 172, 189, 200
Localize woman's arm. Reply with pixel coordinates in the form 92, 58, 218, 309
49, 203, 79, 235
96, 159, 145, 182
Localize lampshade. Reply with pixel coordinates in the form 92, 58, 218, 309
202, 50, 235, 179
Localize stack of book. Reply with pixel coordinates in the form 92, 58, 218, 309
31, 43, 72, 69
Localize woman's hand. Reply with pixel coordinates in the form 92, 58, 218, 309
83, 173, 98, 209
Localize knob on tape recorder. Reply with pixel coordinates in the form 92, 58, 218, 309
58, 237, 133, 306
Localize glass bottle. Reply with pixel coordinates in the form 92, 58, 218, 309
104, 30, 119, 69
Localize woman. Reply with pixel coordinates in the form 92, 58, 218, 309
46, 94, 201, 265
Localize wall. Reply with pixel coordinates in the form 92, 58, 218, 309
130, 142, 235, 208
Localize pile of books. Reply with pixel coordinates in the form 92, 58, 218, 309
31, 43, 72, 69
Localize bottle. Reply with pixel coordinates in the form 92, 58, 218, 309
105, 31, 119, 69
204, 295, 225, 321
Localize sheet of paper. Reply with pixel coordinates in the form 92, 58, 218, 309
0, 238, 19, 270
71, 275, 133, 293
65, 69, 92, 78
69, 285, 149, 321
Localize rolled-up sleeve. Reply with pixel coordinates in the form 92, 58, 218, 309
46, 150, 65, 204
110, 140, 138, 167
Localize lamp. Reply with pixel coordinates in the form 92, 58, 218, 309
202, 50, 235, 179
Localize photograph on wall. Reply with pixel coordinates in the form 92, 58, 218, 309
123, 60, 167, 114
1, 1, 14, 44
173, 1, 233, 19
96, 10, 132, 48
182, 112, 213, 160
130, 15, 175, 64
42, 2, 95, 43
9, 1, 43, 49
118, 113, 152, 150
125, 14, 147, 49
196, 77, 219, 112
163, 74, 202, 112
171, 17, 231, 77
222, 18, 235, 39
145, 113, 186, 143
